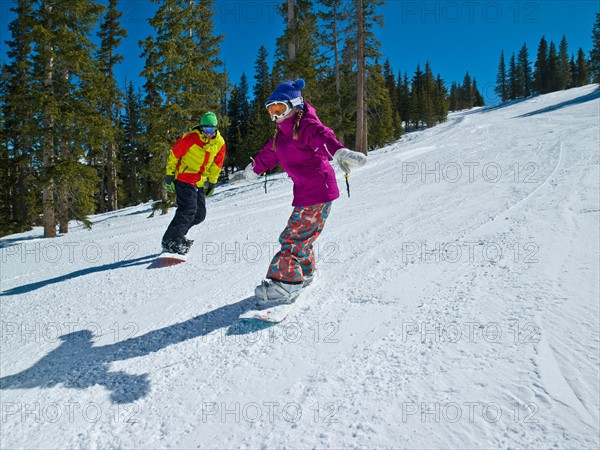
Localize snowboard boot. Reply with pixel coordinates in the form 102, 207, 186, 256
173, 240, 190, 255
302, 270, 318, 287
162, 239, 190, 255
254, 280, 303, 306
161, 240, 176, 253
181, 237, 194, 253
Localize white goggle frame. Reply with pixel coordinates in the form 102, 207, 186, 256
266, 97, 303, 121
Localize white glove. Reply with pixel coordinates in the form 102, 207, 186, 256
333, 148, 367, 174
243, 162, 259, 181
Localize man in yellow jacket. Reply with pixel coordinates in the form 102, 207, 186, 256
161, 112, 226, 254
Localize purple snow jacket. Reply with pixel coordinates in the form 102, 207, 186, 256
252, 102, 344, 207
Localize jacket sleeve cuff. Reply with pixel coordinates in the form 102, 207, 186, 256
252, 158, 267, 174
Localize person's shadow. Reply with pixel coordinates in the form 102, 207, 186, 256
0, 297, 270, 404
1, 254, 160, 296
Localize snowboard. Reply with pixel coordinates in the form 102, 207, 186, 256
150, 252, 188, 268
239, 275, 318, 323
239, 297, 303, 323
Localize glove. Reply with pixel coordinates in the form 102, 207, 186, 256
333, 148, 367, 174
243, 162, 259, 181
204, 182, 216, 197
164, 175, 175, 193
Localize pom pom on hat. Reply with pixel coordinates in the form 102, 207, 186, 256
266, 78, 305, 107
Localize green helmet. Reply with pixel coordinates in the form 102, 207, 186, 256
200, 111, 218, 127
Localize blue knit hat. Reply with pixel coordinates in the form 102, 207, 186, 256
266, 78, 305, 109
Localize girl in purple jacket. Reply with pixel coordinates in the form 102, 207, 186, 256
244, 79, 367, 304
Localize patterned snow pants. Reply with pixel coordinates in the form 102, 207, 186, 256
266, 202, 332, 284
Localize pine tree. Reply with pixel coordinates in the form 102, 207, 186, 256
383, 60, 397, 112
517, 43, 532, 97
348, 0, 384, 154
140, 0, 224, 213
391, 110, 403, 140
238, 73, 251, 134
459, 71, 474, 109
0, 65, 15, 237
140, 37, 166, 207
382, 60, 402, 138
591, 13, 600, 83
446, 74, 482, 112
448, 82, 459, 112
575, 47, 590, 86
397, 71, 410, 129
95, 0, 127, 212
274, 0, 321, 100
422, 61, 437, 127
120, 82, 147, 206
534, 37, 549, 94
547, 41, 560, 92
225, 84, 242, 169
245, 46, 274, 164
434, 74, 449, 123
366, 62, 394, 148
569, 55, 578, 88
335, 61, 359, 146
226, 74, 251, 170
495, 50, 508, 102
408, 64, 424, 128
472, 78, 485, 107
32, 0, 105, 236
557, 35, 572, 90
1, 0, 38, 236
316, 0, 348, 134
508, 52, 520, 99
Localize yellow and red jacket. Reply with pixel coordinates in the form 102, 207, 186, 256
166, 129, 226, 187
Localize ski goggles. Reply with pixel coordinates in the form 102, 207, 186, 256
265, 97, 303, 121
266, 101, 292, 121
201, 126, 217, 134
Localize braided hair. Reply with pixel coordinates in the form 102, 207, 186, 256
293, 108, 304, 140
271, 126, 279, 152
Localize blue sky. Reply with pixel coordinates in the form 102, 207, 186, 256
1, 0, 598, 104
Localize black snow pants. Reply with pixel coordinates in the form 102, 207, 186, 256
161, 180, 206, 245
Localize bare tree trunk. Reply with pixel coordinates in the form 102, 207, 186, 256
58, 186, 69, 234
42, 0, 56, 238
15, 166, 28, 226
287, 0, 297, 79
355, 0, 368, 154
106, 101, 117, 211
130, 161, 137, 204
161, 143, 170, 215
42, 158, 56, 237
106, 116, 116, 210
106, 23, 118, 212
58, 69, 71, 234
99, 174, 106, 212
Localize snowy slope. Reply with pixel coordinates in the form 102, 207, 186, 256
1, 85, 599, 449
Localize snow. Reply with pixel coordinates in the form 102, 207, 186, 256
1, 85, 599, 448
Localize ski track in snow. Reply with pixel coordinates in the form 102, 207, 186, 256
1, 85, 599, 449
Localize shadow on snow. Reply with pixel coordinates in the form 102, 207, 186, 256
0, 296, 268, 404
514, 89, 600, 118
0, 254, 161, 296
